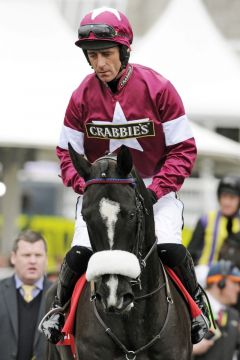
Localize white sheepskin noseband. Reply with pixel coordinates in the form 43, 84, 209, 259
86, 250, 141, 282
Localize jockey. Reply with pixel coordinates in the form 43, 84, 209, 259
40, 7, 210, 345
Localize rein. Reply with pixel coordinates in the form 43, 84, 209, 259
131, 238, 157, 291
91, 261, 173, 360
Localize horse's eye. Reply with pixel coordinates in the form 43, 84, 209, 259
128, 212, 136, 221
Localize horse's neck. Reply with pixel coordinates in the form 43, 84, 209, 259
132, 171, 162, 294
140, 202, 160, 292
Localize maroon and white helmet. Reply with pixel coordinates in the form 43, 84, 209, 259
75, 7, 133, 50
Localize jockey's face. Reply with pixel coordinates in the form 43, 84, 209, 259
87, 46, 122, 82
219, 192, 240, 217
10, 240, 47, 285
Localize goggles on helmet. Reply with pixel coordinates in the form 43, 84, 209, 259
78, 24, 127, 40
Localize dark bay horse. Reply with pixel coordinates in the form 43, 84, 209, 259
48, 145, 192, 360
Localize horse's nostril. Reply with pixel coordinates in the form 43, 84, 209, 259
122, 293, 134, 310
108, 306, 115, 313
123, 293, 134, 303
95, 292, 102, 302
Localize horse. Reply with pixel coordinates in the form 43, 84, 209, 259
47, 144, 192, 360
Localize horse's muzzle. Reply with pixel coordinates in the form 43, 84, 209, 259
95, 275, 135, 313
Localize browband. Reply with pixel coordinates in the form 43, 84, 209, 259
84, 177, 136, 190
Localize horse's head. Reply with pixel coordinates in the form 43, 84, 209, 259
69, 144, 155, 313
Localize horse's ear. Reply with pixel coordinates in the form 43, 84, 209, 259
117, 145, 133, 176
68, 143, 91, 180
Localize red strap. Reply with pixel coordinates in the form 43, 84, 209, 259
165, 266, 202, 318
63, 273, 87, 334
57, 334, 76, 357
57, 274, 87, 359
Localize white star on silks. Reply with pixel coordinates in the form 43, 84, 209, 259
91, 7, 121, 20
92, 102, 144, 153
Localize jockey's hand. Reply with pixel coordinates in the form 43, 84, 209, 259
147, 189, 158, 205
192, 338, 214, 355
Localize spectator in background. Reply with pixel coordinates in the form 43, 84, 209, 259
192, 260, 240, 360
188, 176, 240, 268
0, 230, 52, 360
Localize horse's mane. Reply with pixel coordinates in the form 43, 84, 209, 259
131, 167, 150, 204
130, 166, 155, 242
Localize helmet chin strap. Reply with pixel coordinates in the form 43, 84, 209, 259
110, 63, 125, 82
110, 45, 130, 80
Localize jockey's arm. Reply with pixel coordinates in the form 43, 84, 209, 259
56, 146, 85, 194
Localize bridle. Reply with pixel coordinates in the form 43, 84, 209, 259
84, 173, 157, 278
84, 154, 156, 267
83, 159, 174, 359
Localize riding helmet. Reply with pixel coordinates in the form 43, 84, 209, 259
217, 176, 240, 198
75, 7, 133, 68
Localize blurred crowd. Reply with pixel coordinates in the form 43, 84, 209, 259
188, 175, 240, 359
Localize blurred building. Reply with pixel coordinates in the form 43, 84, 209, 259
57, 0, 240, 53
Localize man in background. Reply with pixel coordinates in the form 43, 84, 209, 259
0, 230, 52, 360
